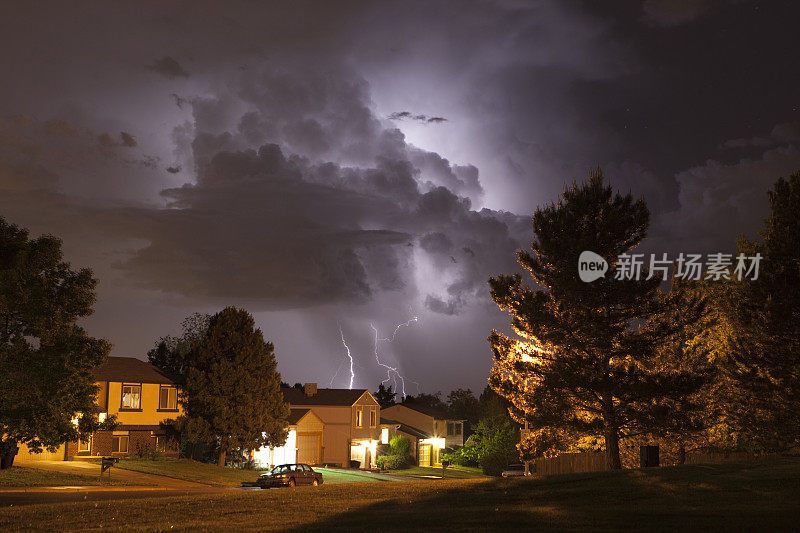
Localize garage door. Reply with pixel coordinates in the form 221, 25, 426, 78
15, 442, 66, 463
296, 433, 321, 465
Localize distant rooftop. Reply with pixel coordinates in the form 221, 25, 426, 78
281, 386, 370, 406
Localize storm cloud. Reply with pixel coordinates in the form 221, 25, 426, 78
0, 0, 797, 392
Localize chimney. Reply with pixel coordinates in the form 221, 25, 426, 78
304, 382, 318, 397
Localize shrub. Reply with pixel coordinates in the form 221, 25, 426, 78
376, 454, 408, 470
134, 441, 164, 461
480, 451, 509, 476
389, 435, 411, 457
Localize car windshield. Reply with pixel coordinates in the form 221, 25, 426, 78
271, 465, 291, 474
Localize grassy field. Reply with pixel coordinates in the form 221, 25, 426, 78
98, 459, 404, 487
3, 458, 799, 530
92, 458, 267, 487
387, 465, 488, 479
0, 466, 132, 487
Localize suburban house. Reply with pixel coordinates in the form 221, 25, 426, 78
252, 383, 392, 469
15, 356, 182, 463
381, 403, 465, 466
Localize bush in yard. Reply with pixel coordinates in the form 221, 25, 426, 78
389, 435, 411, 458
376, 454, 406, 470
134, 441, 164, 461
481, 452, 509, 476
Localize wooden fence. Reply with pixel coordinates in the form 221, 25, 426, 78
684, 451, 757, 465
534, 451, 607, 475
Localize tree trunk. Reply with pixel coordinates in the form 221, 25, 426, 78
678, 444, 686, 465
0, 439, 19, 470
602, 399, 622, 470
217, 448, 226, 467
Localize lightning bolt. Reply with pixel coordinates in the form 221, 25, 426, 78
338, 324, 355, 389
371, 316, 419, 398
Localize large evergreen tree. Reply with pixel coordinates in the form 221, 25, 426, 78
0, 217, 113, 468
488, 170, 707, 469
182, 307, 289, 466
705, 171, 800, 451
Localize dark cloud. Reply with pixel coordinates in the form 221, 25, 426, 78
149, 56, 189, 78
0, 0, 797, 392
641, 0, 715, 26
388, 111, 448, 124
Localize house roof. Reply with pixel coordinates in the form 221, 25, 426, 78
395, 402, 455, 420
94, 357, 175, 385
281, 386, 371, 406
381, 417, 430, 439
288, 408, 311, 425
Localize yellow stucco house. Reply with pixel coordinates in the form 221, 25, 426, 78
15, 356, 182, 462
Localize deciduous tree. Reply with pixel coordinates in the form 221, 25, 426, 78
0, 217, 113, 468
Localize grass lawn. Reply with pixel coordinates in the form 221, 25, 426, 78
387, 465, 489, 479
90, 458, 267, 488
0, 466, 132, 487
4, 458, 799, 530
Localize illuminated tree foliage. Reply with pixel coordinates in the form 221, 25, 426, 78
0, 217, 113, 468
182, 307, 289, 466
703, 171, 800, 451
488, 170, 708, 469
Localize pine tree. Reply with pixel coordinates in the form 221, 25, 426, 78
374, 383, 397, 408
707, 171, 800, 451
488, 170, 707, 469
0, 217, 113, 468
182, 307, 290, 466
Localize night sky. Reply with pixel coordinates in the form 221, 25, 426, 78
1, 1, 798, 394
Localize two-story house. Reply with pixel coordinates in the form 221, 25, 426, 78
67, 356, 182, 458
13, 356, 182, 463
381, 403, 465, 466
253, 383, 391, 469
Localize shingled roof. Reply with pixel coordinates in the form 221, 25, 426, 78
281, 386, 370, 406
94, 357, 175, 384
288, 408, 311, 425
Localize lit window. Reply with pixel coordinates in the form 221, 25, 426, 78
121, 384, 141, 409
112, 435, 129, 453
159, 386, 177, 410
369, 409, 376, 427
356, 409, 363, 427
381, 427, 389, 444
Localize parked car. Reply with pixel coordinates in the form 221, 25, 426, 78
257, 463, 324, 488
501, 464, 530, 477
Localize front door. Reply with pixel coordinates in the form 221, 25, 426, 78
419, 444, 431, 467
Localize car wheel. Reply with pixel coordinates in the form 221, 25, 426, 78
312, 479, 319, 486
288, 478, 296, 487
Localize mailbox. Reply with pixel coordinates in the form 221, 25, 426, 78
100, 456, 119, 477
